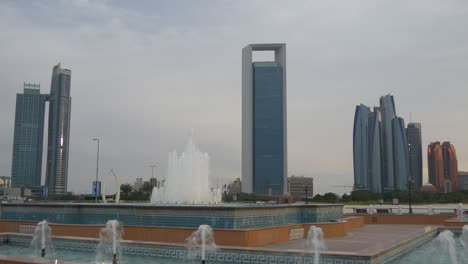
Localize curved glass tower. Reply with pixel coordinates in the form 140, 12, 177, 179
353, 104, 370, 191
46, 63, 72, 195
392, 117, 409, 190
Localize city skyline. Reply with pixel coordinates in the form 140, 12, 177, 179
0, 1, 467, 195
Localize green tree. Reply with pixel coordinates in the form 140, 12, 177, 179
120, 184, 133, 201
141, 181, 153, 197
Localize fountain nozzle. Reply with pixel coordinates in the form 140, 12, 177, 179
41, 248, 45, 257
113, 253, 117, 264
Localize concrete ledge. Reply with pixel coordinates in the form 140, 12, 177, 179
0, 217, 365, 247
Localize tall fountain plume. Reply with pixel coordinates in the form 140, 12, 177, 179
151, 131, 222, 204
461, 225, 468, 250
436, 230, 458, 264
30, 220, 53, 257
96, 220, 123, 264
186, 224, 217, 264
305, 226, 326, 264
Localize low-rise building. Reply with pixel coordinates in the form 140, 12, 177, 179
134, 178, 143, 191
227, 178, 241, 195
458, 171, 468, 191
288, 175, 313, 199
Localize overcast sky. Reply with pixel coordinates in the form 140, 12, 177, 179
1, 0, 467, 195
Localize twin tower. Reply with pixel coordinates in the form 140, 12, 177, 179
11, 64, 72, 195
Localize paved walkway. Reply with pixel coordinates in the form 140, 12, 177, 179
259, 224, 438, 256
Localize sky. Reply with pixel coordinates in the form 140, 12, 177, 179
1, 0, 467, 195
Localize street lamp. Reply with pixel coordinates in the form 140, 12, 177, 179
93, 138, 100, 203
408, 176, 415, 214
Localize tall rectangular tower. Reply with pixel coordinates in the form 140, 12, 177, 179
242, 44, 287, 195
46, 63, 72, 195
11, 84, 47, 188
406, 123, 422, 190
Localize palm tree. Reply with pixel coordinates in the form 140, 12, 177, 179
120, 184, 133, 201
141, 181, 153, 198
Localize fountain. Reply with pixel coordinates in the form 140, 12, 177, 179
368, 204, 374, 214
30, 220, 53, 258
428, 205, 434, 215
186, 224, 217, 263
150, 131, 222, 204
436, 230, 458, 264
96, 220, 123, 264
457, 203, 464, 219
305, 226, 326, 264
461, 225, 468, 249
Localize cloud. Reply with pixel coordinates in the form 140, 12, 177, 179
1, 1, 468, 195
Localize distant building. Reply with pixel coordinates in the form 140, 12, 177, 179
242, 44, 287, 195
227, 178, 242, 195
150, 178, 158, 188
428, 142, 458, 193
406, 123, 423, 191
11, 84, 48, 188
458, 171, 468, 191
46, 63, 72, 195
134, 178, 143, 191
287, 176, 313, 199
380, 95, 397, 192
392, 117, 410, 191
352, 95, 411, 193
0, 176, 11, 188
420, 183, 438, 193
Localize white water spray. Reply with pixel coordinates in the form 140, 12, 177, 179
150, 131, 222, 204
306, 226, 326, 264
30, 220, 53, 257
96, 220, 123, 264
460, 225, 468, 250
186, 224, 217, 263
436, 230, 458, 264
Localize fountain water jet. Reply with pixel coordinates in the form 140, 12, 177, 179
305, 226, 326, 264
461, 225, 468, 250
30, 220, 52, 257
186, 224, 217, 263
436, 230, 458, 264
150, 131, 222, 204
96, 220, 123, 264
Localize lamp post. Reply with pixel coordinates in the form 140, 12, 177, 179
408, 177, 415, 214
93, 139, 100, 203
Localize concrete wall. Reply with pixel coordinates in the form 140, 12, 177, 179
0, 217, 364, 247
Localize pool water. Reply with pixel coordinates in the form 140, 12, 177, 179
0, 245, 226, 264
385, 236, 467, 264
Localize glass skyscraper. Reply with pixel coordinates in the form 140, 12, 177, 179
242, 44, 287, 195
353, 104, 370, 191
392, 117, 410, 190
406, 123, 422, 190
11, 84, 47, 188
46, 63, 72, 195
379, 95, 397, 191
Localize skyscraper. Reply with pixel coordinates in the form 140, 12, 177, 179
368, 108, 382, 193
392, 117, 410, 190
353, 104, 370, 191
242, 44, 287, 195
428, 141, 458, 193
353, 105, 382, 193
46, 64, 72, 195
11, 84, 48, 188
379, 95, 397, 191
406, 123, 422, 190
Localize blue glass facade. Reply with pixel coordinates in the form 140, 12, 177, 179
11, 86, 47, 188
353, 104, 370, 191
406, 123, 422, 190
252, 62, 284, 195
46, 64, 72, 195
